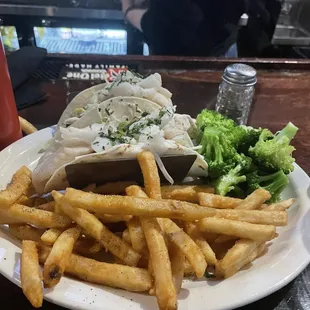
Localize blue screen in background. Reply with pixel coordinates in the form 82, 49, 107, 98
0, 26, 20, 52
33, 27, 127, 55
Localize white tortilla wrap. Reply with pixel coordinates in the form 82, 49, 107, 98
44, 143, 208, 193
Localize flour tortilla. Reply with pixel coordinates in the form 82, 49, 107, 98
44, 143, 208, 193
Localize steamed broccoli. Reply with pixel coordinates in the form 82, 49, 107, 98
196, 109, 235, 132
199, 126, 237, 178
237, 126, 265, 154
213, 164, 247, 196
246, 170, 289, 202
249, 122, 298, 174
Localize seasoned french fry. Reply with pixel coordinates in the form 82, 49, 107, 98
53, 191, 141, 266
198, 193, 242, 209
184, 222, 217, 265
214, 190, 272, 244
140, 217, 177, 310
169, 242, 185, 294
137, 151, 162, 199
126, 183, 176, 309
161, 185, 214, 202
9, 224, 44, 242
163, 218, 207, 278
127, 217, 148, 254
198, 218, 275, 241
64, 188, 217, 221
94, 181, 136, 194
0, 207, 23, 224
38, 245, 152, 292
211, 239, 237, 260
0, 166, 33, 207
43, 226, 81, 287
122, 228, 132, 245
41, 228, 63, 245
260, 198, 296, 211
35, 201, 56, 212
21, 241, 43, 308
219, 242, 266, 278
220, 239, 263, 270
19, 116, 38, 135
16, 195, 34, 206
235, 189, 271, 210
184, 259, 195, 276
95, 213, 132, 223
7, 204, 72, 229
82, 183, 96, 192
74, 239, 101, 256
214, 209, 288, 226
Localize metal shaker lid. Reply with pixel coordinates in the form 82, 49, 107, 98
222, 63, 257, 86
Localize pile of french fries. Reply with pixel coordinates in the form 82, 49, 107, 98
0, 152, 295, 309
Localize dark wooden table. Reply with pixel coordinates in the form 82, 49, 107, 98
7, 55, 310, 309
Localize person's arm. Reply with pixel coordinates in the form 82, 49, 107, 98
121, 0, 148, 31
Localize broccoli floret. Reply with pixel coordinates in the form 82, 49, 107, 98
199, 126, 237, 178
196, 109, 235, 132
237, 126, 265, 154
246, 170, 289, 202
248, 122, 298, 174
213, 164, 247, 196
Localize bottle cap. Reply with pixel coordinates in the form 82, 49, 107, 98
222, 63, 257, 86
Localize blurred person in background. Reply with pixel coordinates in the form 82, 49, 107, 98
122, 0, 281, 57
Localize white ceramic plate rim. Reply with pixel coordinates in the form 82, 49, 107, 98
0, 127, 309, 310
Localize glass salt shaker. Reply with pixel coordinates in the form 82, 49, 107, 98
215, 63, 257, 125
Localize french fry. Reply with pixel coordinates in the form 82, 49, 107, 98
0, 166, 33, 207
43, 226, 81, 287
64, 188, 217, 221
94, 181, 136, 194
95, 213, 132, 223
220, 239, 263, 270
19, 116, 38, 135
35, 201, 56, 212
7, 204, 72, 229
198, 218, 275, 241
126, 184, 176, 308
82, 183, 97, 192
135, 151, 177, 309
235, 189, 271, 210
137, 151, 162, 199
163, 218, 207, 278
260, 198, 296, 211
184, 259, 195, 276
16, 195, 34, 206
21, 241, 43, 308
127, 217, 148, 254
184, 222, 217, 265
140, 217, 177, 310
41, 228, 63, 245
218, 242, 266, 278
122, 228, 132, 245
211, 239, 237, 260
161, 185, 214, 202
198, 193, 242, 209
74, 239, 101, 256
214, 209, 288, 226
0, 207, 23, 224
38, 245, 152, 292
169, 242, 185, 294
53, 191, 141, 266
9, 224, 44, 242
214, 190, 272, 244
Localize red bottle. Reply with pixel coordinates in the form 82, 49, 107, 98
0, 36, 22, 150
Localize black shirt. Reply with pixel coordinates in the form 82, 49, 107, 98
141, 0, 245, 56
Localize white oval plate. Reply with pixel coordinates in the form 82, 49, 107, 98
0, 127, 310, 310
